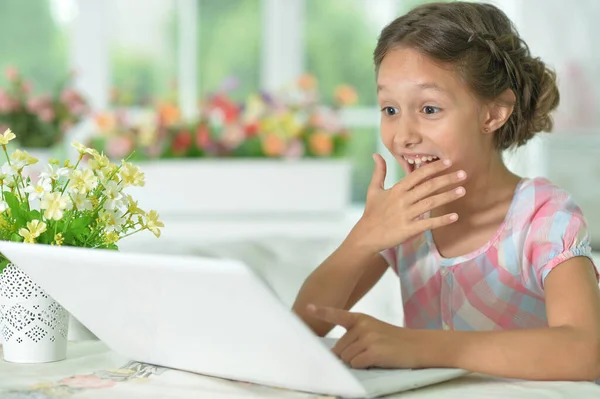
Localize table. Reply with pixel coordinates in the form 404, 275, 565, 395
2, 341, 600, 398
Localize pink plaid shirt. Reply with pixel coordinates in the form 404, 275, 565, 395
381, 177, 598, 331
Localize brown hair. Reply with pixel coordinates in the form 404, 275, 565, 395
374, 1, 559, 150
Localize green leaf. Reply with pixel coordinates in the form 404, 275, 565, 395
70, 216, 92, 237
28, 209, 42, 220
4, 191, 26, 225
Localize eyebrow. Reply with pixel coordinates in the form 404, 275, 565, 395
377, 82, 448, 93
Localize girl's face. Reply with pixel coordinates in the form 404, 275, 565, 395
377, 47, 494, 177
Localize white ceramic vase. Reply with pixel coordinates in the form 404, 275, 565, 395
0, 263, 69, 363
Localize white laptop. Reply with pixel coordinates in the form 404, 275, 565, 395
0, 241, 469, 398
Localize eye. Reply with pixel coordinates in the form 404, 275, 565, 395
381, 106, 399, 116
421, 105, 441, 115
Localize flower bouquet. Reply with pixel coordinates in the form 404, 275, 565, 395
0, 128, 163, 363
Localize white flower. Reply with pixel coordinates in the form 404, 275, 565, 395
68, 169, 98, 195
0, 162, 17, 185
100, 209, 126, 233
71, 193, 93, 211
39, 164, 71, 182
24, 179, 52, 201
101, 180, 123, 211
40, 192, 71, 221
0, 200, 8, 213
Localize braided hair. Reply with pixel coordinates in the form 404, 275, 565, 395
374, 2, 560, 150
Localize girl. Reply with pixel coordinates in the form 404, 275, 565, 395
293, 1, 600, 382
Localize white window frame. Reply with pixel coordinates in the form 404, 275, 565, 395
70, 0, 403, 198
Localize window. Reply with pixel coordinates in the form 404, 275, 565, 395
197, 0, 261, 101
305, 0, 382, 106
0, 0, 70, 93
107, 0, 178, 107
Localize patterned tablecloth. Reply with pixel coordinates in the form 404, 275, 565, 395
2, 341, 600, 399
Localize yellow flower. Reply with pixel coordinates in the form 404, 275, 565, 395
11, 149, 38, 168
125, 194, 143, 215
90, 195, 100, 209
144, 210, 164, 238
40, 192, 71, 221
104, 231, 119, 245
64, 159, 74, 168
89, 152, 110, 170
49, 158, 60, 165
69, 169, 98, 194
119, 162, 145, 187
19, 220, 47, 244
0, 128, 16, 146
53, 233, 64, 246
72, 141, 96, 156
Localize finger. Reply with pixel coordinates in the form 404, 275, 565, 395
306, 304, 357, 329
407, 169, 467, 204
367, 153, 387, 194
408, 186, 466, 219
332, 327, 362, 356
349, 349, 373, 369
399, 159, 452, 191
411, 213, 459, 232
340, 339, 368, 365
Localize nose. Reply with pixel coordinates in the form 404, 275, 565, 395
393, 117, 422, 150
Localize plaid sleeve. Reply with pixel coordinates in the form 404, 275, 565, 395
523, 190, 598, 293
380, 246, 399, 274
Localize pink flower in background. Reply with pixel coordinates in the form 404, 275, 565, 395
68, 102, 88, 116
285, 139, 305, 159
106, 136, 134, 159
221, 124, 245, 149
59, 375, 116, 389
0, 90, 16, 112
38, 108, 55, 123
60, 88, 79, 103
27, 95, 52, 113
21, 80, 33, 94
5, 66, 18, 81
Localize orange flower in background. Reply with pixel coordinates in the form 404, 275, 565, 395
309, 132, 333, 156
261, 134, 286, 157
94, 112, 116, 132
158, 103, 180, 126
298, 73, 317, 90
334, 84, 358, 106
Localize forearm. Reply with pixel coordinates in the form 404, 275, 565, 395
292, 233, 379, 336
420, 326, 600, 381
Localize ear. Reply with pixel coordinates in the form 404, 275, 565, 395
481, 88, 516, 134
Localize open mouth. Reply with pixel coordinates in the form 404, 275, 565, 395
402, 154, 440, 173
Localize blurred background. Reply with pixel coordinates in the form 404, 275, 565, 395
1, 0, 598, 332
